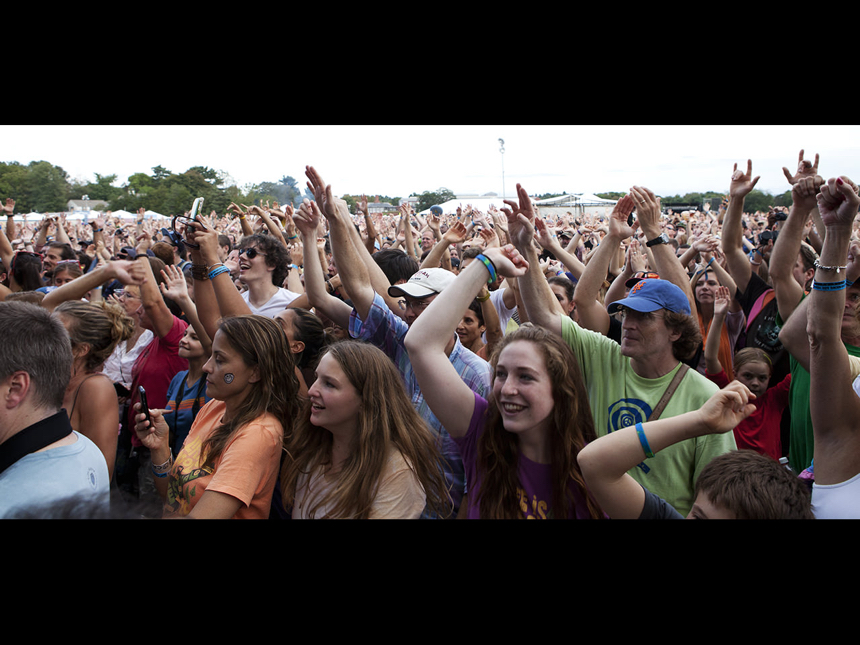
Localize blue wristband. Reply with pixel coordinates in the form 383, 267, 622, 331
208, 265, 230, 280
475, 253, 497, 284
635, 422, 654, 459
811, 279, 846, 292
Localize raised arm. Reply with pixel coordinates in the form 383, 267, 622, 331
184, 217, 252, 341
807, 175, 860, 485
630, 185, 695, 315
0, 198, 16, 271
137, 255, 178, 338
41, 260, 145, 313
534, 217, 586, 280
305, 166, 377, 321
293, 199, 352, 328
404, 244, 529, 438
570, 195, 637, 335
720, 161, 761, 294
577, 380, 756, 519
770, 173, 823, 321
604, 238, 648, 314
305, 167, 405, 318
502, 184, 565, 337
421, 220, 465, 271
159, 264, 212, 355
704, 286, 731, 376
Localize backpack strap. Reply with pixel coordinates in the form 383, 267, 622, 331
648, 364, 690, 422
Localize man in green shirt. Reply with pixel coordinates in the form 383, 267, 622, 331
504, 183, 735, 516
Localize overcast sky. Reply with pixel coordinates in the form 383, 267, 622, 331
3, 124, 858, 201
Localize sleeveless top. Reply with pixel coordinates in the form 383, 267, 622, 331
812, 470, 860, 519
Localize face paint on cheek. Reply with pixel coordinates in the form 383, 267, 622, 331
224, 373, 234, 384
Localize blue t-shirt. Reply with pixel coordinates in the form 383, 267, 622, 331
0, 431, 110, 518
164, 370, 211, 457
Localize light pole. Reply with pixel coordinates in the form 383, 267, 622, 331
498, 138, 505, 200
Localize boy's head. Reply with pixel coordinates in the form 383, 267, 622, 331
690, 450, 813, 520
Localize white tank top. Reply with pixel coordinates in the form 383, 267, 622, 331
812, 470, 860, 519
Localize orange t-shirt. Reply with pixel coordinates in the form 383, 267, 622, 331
164, 399, 283, 519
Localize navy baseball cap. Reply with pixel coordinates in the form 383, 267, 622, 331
608, 278, 691, 316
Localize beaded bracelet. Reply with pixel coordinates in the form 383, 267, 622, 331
811, 279, 847, 291
191, 263, 209, 281
475, 253, 497, 284
635, 422, 654, 459
814, 259, 848, 274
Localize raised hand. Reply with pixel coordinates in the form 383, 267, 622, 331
294, 198, 323, 237
483, 243, 530, 279
534, 217, 555, 249
783, 149, 820, 186
627, 238, 647, 273
628, 186, 661, 235
729, 160, 761, 200
442, 220, 468, 245
500, 183, 537, 250
607, 193, 637, 239
817, 176, 860, 229
3, 197, 15, 216
478, 225, 501, 249
159, 263, 191, 302
713, 284, 731, 318
791, 174, 825, 211
109, 259, 148, 286
305, 166, 340, 223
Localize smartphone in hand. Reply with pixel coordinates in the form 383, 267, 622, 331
138, 386, 153, 429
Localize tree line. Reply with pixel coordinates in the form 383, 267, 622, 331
0, 160, 792, 218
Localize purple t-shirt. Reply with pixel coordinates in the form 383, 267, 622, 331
452, 392, 595, 519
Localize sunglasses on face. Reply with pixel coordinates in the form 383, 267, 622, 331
238, 247, 265, 259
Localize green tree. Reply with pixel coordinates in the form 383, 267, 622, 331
413, 187, 455, 212
73, 172, 123, 202
25, 161, 70, 212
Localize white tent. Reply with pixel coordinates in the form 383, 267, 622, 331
419, 193, 616, 216
533, 193, 617, 207
417, 197, 513, 217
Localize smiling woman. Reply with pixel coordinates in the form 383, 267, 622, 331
280, 340, 452, 519
404, 244, 606, 519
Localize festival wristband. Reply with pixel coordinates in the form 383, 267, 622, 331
811, 279, 847, 292
635, 422, 654, 459
208, 265, 230, 280
475, 253, 497, 284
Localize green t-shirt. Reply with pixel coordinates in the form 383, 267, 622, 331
560, 316, 734, 516
787, 344, 860, 474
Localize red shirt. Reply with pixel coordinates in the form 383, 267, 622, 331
128, 315, 189, 445
706, 369, 791, 461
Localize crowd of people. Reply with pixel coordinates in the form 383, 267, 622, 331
1, 151, 858, 519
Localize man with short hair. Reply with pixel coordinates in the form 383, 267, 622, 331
0, 301, 110, 518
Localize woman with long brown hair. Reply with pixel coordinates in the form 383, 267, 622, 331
405, 244, 604, 519
280, 340, 451, 519
133, 314, 300, 519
